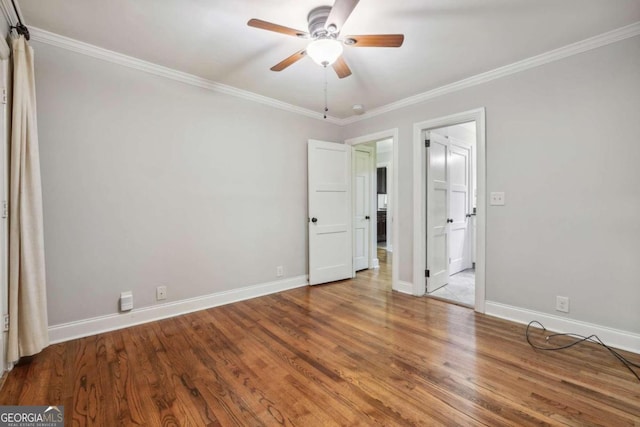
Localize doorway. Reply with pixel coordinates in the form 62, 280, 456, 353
346, 129, 400, 291
376, 139, 392, 253
413, 109, 486, 313
425, 123, 476, 307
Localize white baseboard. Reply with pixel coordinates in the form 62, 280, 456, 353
395, 280, 413, 295
372, 258, 380, 269
485, 301, 640, 354
48, 275, 308, 344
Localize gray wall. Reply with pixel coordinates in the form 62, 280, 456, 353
33, 42, 341, 325
343, 36, 640, 334
31, 33, 640, 336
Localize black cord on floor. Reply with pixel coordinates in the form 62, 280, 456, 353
526, 320, 640, 383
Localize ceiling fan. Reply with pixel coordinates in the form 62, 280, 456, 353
247, 0, 404, 79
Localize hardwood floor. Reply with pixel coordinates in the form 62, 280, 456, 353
1, 257, 639, 426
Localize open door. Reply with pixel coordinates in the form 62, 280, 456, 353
353, 145, 373, 271
426, 132, 449, 292
308, 140, 353, 285
448, 141, 472, 275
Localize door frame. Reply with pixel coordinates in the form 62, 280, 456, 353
413, 109, 486, 313
345, 128, 399, 291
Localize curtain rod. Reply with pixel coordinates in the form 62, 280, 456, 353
9, 0, 29, 40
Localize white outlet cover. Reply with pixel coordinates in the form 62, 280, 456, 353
120, 291, 133, 311
490, 192, 505, 206
556, 296, 570, 313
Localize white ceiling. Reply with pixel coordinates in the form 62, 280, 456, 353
17, 0, 640, 119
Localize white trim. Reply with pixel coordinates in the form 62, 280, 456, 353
485, 301, 640, 355
0, 0, 18, 29
413, 109, 486, 314
48, 275, 308, 344
372, 258, 380, 269
23, 22, 640, 125
345, 128, 399, 294
28, 27, 342, 125
341, 22, 640, 125
395, 281, 413, 295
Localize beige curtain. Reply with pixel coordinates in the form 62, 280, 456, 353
7, 36, 48, 363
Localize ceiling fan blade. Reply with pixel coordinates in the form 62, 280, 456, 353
344, 34, 404, 47
248, 19, 309, 38
325, 0, 360, 33
332, 56, 352, 79
271, 50, 307, 72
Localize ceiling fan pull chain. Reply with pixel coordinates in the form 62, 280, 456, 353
324, 65, 329, 119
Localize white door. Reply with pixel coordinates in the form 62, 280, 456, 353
448, 141, 471, 274
426, 133, 449, 292
353, 146, 373, 271
308, 140, 353, 285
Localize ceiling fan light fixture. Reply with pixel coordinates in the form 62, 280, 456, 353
307, 38, 343, 66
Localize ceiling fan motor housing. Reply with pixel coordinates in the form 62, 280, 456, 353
307, 6, 332, 39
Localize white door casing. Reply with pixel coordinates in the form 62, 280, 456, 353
413, 108, 486, 313
353, 145, 373, 271
426, 132, 449, 293
308, 140, 353, 285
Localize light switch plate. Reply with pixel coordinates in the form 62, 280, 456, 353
490, 192, 505, 206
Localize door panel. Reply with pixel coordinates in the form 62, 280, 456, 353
426, 133, 449, 292
449, 143, 471, 274
308, 140, 353, 285
353, 146, 372, 271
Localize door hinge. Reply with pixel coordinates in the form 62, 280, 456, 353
425, 269, 430, 278
1, 201, 6, 219
425, 139, 430, 148
1, 88, 6, 105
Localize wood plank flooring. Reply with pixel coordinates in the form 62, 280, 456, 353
1, 256, 639, 426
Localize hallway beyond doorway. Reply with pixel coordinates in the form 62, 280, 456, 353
428, 268, 475, 307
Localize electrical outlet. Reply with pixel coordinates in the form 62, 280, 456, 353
156, 286, 167, 301
490, 192, 505, 206
3, 314, 8, 332
556, 296, 569, 313
276, 266, 284, 277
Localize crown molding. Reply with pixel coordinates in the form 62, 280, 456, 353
341, 21, 640, 125
29, 27, 342, 125
24, 21, 640, 127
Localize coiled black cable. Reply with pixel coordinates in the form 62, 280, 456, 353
526, 320, 640, 383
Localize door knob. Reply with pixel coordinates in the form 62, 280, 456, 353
311, 217, 318, 223
365, 215, 370, 220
